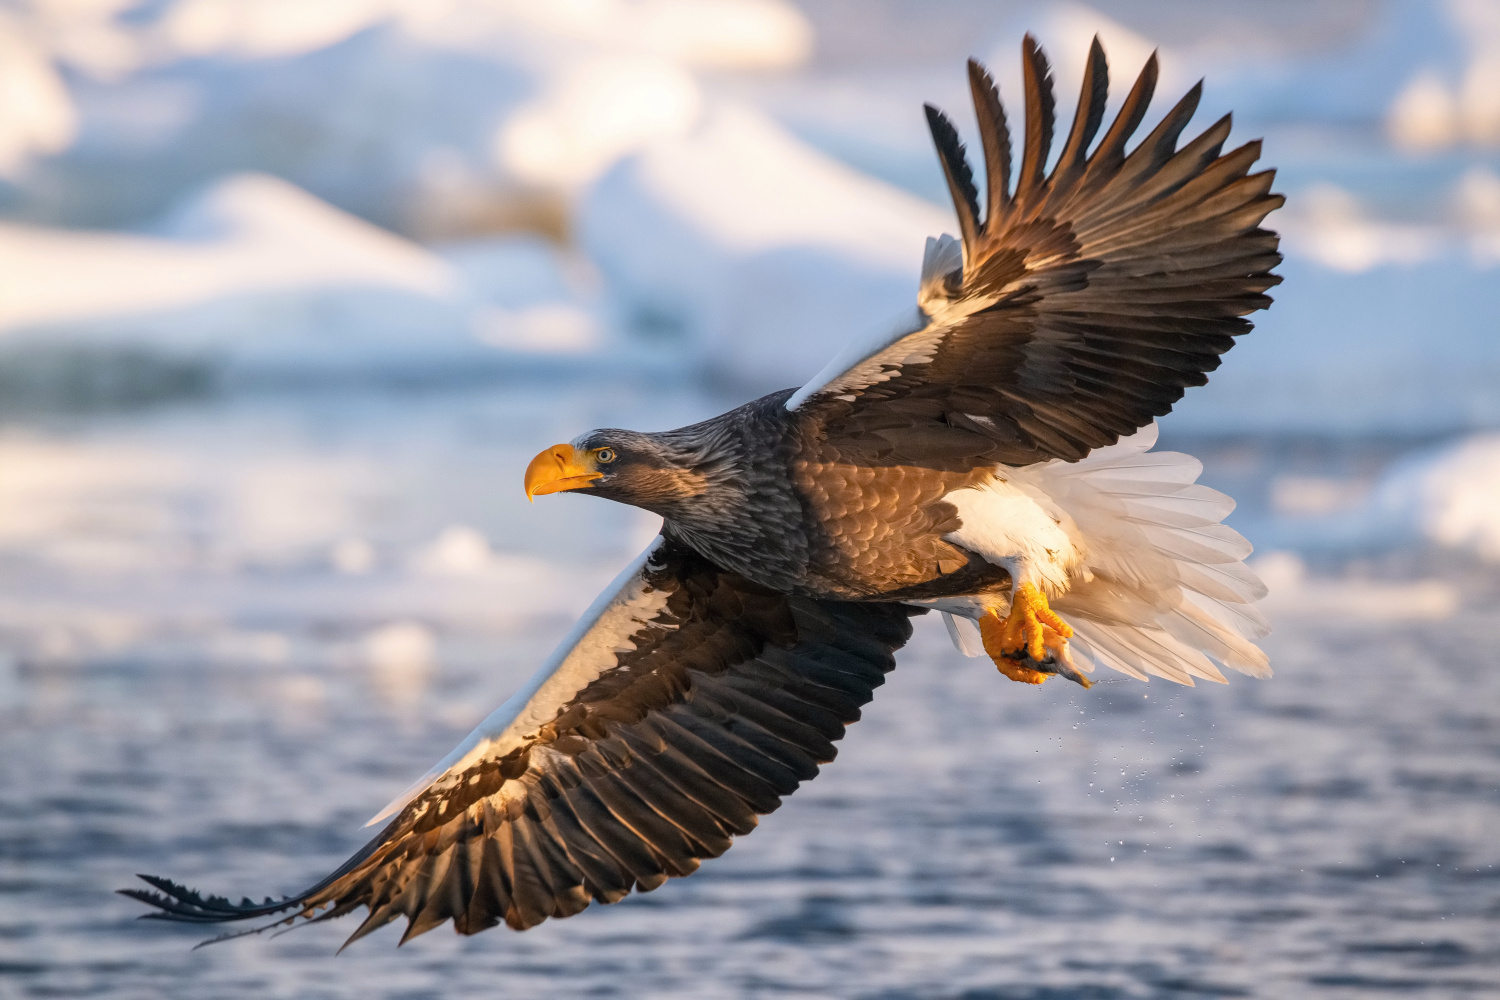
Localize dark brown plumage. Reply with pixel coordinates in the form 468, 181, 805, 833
125, 540, 916, 942
125, 34, 1282, 948
812, 37, 1282, 469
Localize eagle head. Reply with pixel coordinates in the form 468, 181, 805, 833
524, 429, 717, 515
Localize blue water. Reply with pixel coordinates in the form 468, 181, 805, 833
1, 385, 1497, 999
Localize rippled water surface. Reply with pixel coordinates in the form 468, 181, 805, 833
2, 387, 1498, 999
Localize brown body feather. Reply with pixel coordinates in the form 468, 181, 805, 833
651, 390, 1001, 601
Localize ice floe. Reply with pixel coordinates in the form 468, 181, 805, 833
0, 173, 617, 401
1, 0, 1499, 435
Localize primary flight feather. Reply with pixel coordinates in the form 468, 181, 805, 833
124, 35, 1283, 947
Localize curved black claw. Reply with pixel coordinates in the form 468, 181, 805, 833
1004, 650, 1094, 688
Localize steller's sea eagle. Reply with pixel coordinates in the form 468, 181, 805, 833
125, 35, 1282, 947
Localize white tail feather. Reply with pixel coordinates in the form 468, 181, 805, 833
1014, 423, 1270, 685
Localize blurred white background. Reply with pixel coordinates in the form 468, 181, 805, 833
0, 0, 1498, 424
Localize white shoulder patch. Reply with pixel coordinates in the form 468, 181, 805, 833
787, 231, 1009, 413
785, 305, 931, 411
364, 537, 670, 827
919, 233, 963, 297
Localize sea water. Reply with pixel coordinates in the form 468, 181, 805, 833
1, 382, 1496, 999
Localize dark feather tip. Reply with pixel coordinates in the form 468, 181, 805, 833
924, 104, 982, 246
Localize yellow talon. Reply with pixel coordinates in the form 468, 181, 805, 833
978, 582, 1075, 685
1006, 581, 1073, 660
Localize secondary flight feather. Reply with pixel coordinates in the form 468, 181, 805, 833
124, 35, 1283, 947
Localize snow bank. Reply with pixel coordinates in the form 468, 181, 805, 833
486, 0, 810, 190
0, 173, 610, 400
581, 104, 950, 390
0, 12, 76, 176
10, 0, 812, 231
156, 0, 809, 69
0, 173, 452, 332
496, 54, 704, 193
2, 0, 1494, 439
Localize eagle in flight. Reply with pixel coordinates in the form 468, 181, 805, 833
126, 36, 1282, 947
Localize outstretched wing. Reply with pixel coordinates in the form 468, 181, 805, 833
123, 537, 917, 947
788, 35, 1283, 466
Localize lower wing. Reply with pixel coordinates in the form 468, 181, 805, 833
122, 537, 917, 948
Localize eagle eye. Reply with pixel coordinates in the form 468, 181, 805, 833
595, 447, 617, 464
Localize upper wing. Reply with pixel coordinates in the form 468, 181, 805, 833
123, 537, 917, 947
787, 36, 1283, 466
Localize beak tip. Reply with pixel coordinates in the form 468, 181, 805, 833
525, 442, 600, 501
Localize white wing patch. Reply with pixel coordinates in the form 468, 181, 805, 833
365, 538, 671, 827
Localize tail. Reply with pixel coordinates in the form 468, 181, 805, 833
1018, 423, 1270, 685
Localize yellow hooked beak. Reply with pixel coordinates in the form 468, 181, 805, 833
524, 443, 603, 501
